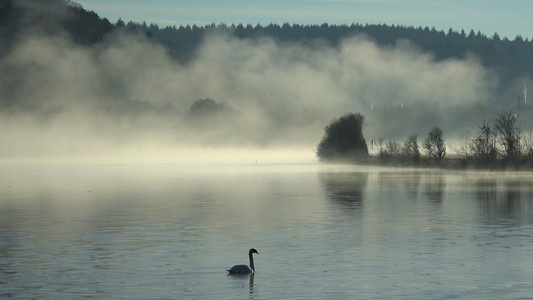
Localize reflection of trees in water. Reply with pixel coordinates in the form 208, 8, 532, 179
377, 171, 421, 199
472, 176, 533, 224
319, 172, 369, 210
423, 172, 446, 203
376, 170, 446, 203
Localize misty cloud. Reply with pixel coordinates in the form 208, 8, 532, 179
0, 26, 509, 160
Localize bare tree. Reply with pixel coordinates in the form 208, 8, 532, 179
450, 130, 472, 159
492, 111, 522, 160
402, 133, 420, 162
377, 138, 386, 157
423, 127, 446, 161
523, 132, 533, 161
385, 141, 401, 157
471, 119, 497, 162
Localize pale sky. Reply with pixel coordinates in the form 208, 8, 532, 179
75, 0, 533, 39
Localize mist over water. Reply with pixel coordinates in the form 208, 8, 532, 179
0, 15, 511, 161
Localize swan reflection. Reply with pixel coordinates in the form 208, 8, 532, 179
249, 273, 255, 296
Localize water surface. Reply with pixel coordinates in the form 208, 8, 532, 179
1, 163, 533, 299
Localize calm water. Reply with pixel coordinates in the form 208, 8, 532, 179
1, 163, 533, 299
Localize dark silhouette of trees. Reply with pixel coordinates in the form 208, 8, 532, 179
385, 141, 401, 157
316, 113, 368, 163
6, 0, 532, 85
65, 3, 113, 45
124, 21, 533, 84
0, 0, 113, 49
402, 133, 420, 162
462, 112, 530, 168
188, 98, 233, 117
378, 141, 401, 160
423, 127, 446, 162
471, 119, 497, 162
492, 111, 522, 160
115, 18, 126, 28
375, 134, 420, 164
9, 0, 530, 84
318, 111, 533, 169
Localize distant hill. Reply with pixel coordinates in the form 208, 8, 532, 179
128, 21, 533, 88
0, 0, 113, 51
1, 0, 531, 90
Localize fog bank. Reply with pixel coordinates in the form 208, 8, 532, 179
0, 26, 515, 162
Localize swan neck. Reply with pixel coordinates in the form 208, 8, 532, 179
249, 251, 255, 271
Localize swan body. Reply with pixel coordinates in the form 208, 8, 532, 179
227, 264, 253, 274
227, 248, 259, 274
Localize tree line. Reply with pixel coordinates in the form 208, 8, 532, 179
3, 0, 532, 86
317, 112, 533, 170
130, 21, 533, 86
453, 111, 533, 168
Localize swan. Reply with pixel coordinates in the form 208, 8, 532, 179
227, 248, 259, 274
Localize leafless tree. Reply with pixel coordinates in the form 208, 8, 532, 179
492, 111, 522, 160
385, 141, 401, 157
471, 119, 498, 162
423, 127, 446, 161
449, 130, 472, 158
402, 133, 420, 161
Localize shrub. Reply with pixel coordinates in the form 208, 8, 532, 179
316, 113, 369, 163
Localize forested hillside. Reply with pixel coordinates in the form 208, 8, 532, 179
2, 0, 531, 88
130, 21, 533, 87
0, 0, 113, 50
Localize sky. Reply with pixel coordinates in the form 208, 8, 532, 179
75, 0, 533, 39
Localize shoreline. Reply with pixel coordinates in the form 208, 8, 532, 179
327, 156, 533, 172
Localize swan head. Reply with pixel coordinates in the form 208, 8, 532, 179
249, 248, 259, 255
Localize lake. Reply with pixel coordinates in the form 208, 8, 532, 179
1, 163, 533, 299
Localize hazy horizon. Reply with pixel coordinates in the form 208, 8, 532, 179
1, 1, 532, 163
